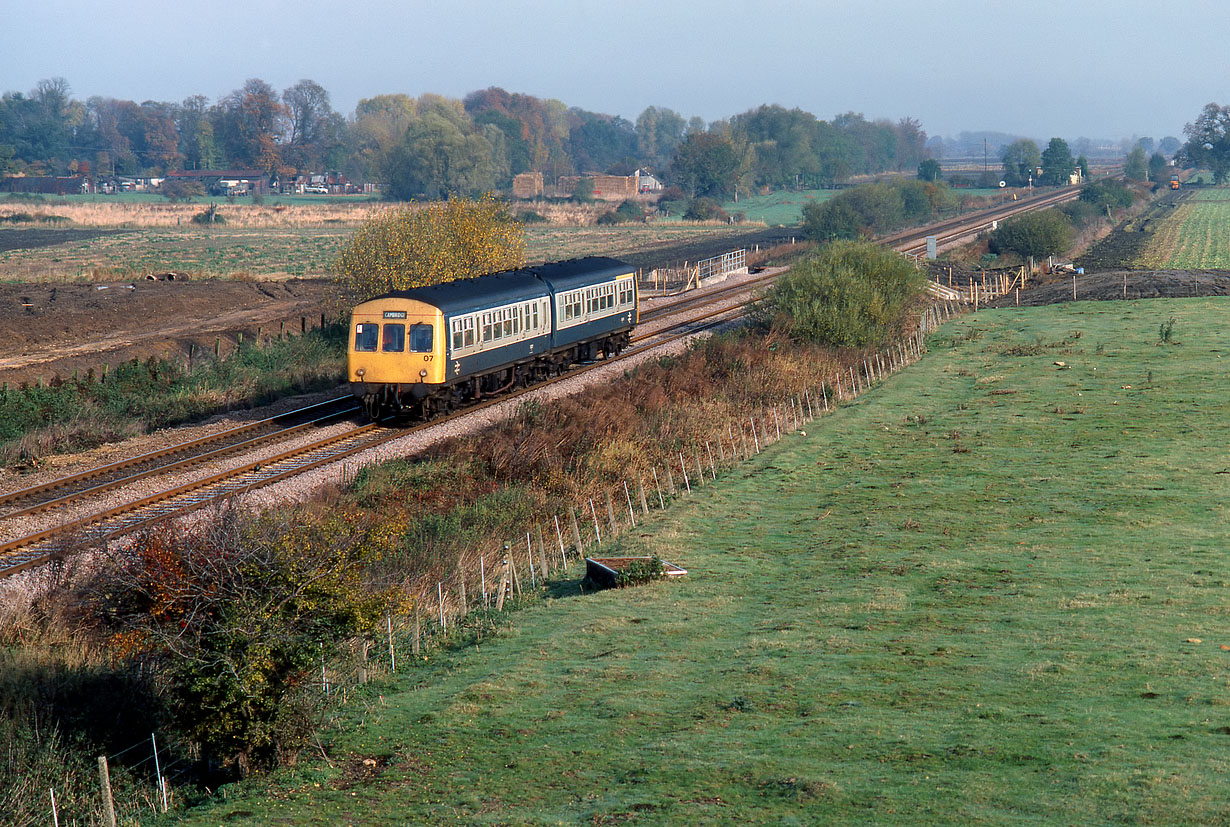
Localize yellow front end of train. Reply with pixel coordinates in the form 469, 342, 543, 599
348, 296, 447, 416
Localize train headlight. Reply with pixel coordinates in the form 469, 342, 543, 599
420, 369, 428, 378
356, 367, 365, 378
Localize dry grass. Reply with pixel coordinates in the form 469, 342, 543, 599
0, 199, 386, 228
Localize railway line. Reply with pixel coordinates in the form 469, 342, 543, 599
0, 278, 763, 578
0, 190, 1075, 579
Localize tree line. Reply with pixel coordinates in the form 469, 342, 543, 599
0, 77, 929, 200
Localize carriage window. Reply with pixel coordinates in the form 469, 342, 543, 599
482, 314, 492, 342
382, 323, 405, 352
465, 326, 475, 346
355, 323, 378, 352
408, 323, 433, 353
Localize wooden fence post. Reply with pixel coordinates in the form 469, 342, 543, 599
98, 756, 117, 827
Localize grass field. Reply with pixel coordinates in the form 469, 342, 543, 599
716, 189, 834, 226
173, 297, 1230, 825
1139, 188, 1230, 269
0, 223, 759, 282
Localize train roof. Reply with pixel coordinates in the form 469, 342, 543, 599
358, 256, 632, 315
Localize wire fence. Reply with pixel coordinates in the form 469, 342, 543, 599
43, 303, 958, 824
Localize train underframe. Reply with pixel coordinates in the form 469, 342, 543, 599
356, 329, 631, 421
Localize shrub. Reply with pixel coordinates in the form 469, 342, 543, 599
616, 557, 665, 587
683, 197, 728, 222
749, 239, 926, 348
191, 203, 225, 224
518, 210, 547, 223
988, 209, 1074, 258
161, 178, 204, 202
84, 509, 390, 776
1079, 178, 1135, 210
597, 200, 646, 225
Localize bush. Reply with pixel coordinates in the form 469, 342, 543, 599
597, 200, 646, 225
518, 210, 547, 224
161, 178, 205, 202
683, 197, 728, 222
988, 209, 1074, 259
85, 510, 390, 776
749, 240, 926, 348
1079, 178, 1135, 210
616, 557, 665, 587
191, 203, 224, 224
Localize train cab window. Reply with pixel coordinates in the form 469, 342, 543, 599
382, 323, 405, 352
408, 323, 433, 353
355, 323, 379, 352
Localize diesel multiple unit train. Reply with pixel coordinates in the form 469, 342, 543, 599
347, 256, 638, 419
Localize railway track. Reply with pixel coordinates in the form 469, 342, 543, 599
0, 191, 1073, 579
0, 281, 761, 578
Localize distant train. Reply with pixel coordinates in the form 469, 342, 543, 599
347, 257, 637, 420
1170, 174, 1181, 190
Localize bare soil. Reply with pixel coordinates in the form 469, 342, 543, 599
0, 277, 335, 387
0, 225, 799, 389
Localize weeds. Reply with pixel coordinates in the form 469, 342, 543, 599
1159, 315, 1177, 344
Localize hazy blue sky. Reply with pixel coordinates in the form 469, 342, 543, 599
5, 0, 1226, 143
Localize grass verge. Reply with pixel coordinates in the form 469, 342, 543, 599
173, 296, 1230, 824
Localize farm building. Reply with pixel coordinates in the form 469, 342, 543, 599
0, 175, 90, 195
164, 169, 272, 195
513, 172, 544, 199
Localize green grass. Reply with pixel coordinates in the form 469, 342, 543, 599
170, 296, 1230, 825
1140, 189, 1230, 268
718, 189, 834, 226
0, 226, 355, 280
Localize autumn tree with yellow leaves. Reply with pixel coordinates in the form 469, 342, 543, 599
332, 194, 525, 311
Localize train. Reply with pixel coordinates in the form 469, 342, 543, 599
347, 256, 638, 420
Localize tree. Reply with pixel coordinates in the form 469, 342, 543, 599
670, 131, 739, 198
1076, 155, 1090, 180
1124, 144, 1148, 181
1148, 152, 1168, 183
382, 97, 503, 200
1001, 139, 1041, 187
635, 105, 688, 170
1039, 137, 1075, 185
332, 195, 525, 308
1158, 136, 1181, 156
281, 79, 338, 173
1179, 103, 1230, 184
215, 78, 286, 172
917, 158, 942, 181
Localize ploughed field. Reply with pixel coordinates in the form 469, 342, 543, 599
179, 297, 1230, 825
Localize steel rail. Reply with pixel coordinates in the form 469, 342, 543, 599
0, 191, 1079, 578
0, 396, 357, 514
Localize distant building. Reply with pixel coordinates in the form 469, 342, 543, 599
513, 172, 544, 199
557, 173, 639, 201
635, 169, 663, 192
0, 175, 89, 195
165, 169, 271, 195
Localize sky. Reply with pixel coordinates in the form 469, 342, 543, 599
5, 0, 1228, 145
